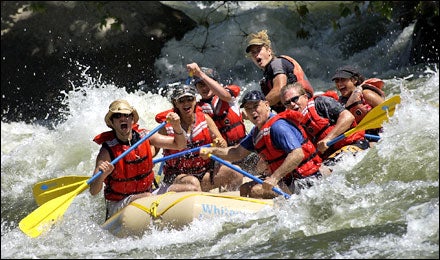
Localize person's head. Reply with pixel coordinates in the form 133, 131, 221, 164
240, 90, 271, 128
193, 67, 219, 99
245, 30, 274, 69
104, 99, 139, 131
280, 83, 309, 111
331, 65, 365, 97
170, 84, 197, 115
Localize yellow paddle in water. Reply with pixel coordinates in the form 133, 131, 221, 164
32, 143, 213, 206
327, 95, 401, 146
19, 122, 166, 238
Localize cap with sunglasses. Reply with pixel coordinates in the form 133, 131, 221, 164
170, 84, 197, 102
331, 66, 360, 81
240, 90, 266, 108
105, 99, 139, 128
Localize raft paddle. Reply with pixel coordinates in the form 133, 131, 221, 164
32, 176, 90, 206
327, 95, 400, 146
208, 154, 291, 199
19, 121, 167, 238
32, 143, 213, 206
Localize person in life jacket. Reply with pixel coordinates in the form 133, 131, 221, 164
280, 82, 369, 162
332, 65, 385, 139
152, 84, 243, 195
245, 29, 314, 114
89, 99, 187, 220
200, 90, 323, 199
186, 63, 247, 147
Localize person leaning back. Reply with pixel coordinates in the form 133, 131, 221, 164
89, 99, 187, 220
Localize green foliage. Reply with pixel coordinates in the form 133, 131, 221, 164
25, 3, 47, 13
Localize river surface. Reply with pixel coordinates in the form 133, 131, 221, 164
1, 2, 438, 259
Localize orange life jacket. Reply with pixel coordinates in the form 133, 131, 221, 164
93, 126, 154, 201
341, 78, 385, 123
261, 55, 315, 113
155, 108, 214, 179
197, 85, 246, 146
253, 110, 322, 179
280, 55, 314, 97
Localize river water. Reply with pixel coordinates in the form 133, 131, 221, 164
1, 2, 438, 259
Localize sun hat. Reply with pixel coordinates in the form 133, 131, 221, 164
104, 99, 139, 128
193, 67, 219, 85
240, 90, 266, 108
245, 30, 272, 53
170, 84, 197, 102
331, 66, 360, 81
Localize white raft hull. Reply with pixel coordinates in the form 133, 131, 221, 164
101, 191, 273, 238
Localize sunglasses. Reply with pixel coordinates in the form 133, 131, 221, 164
177, 96, 195, 103
112, 113, 133, 119
283, 95, 302, 107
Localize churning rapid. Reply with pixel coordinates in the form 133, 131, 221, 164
1, 2, 438, 259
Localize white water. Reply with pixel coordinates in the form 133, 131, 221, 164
2, 2, 439, 259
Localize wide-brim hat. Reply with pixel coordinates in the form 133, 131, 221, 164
104, 99, 139, 128
331, 66, 359, 81
240, 90, 266, 108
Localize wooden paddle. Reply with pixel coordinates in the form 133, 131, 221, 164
32, 143, 213, 206
327, 95, 400, 146
19, 121, 167, 238
208, 154, 291, 199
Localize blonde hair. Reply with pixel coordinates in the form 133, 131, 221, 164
246, 30, 274, 55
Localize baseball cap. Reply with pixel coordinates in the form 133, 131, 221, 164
240, 90, 266, 108
331, 66, 360, 81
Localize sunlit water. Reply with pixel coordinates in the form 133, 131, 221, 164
2, 2, 438, 259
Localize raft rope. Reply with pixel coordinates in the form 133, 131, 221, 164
129, 192, 273, 219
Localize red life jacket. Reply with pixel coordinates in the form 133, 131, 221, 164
253, 110, 322, 179
280, 55, 314, 97
155, 108, 214, 179
342, 78, 385, 123
197, 85, 246, 146
92, 126, 154, 201
299, 97, 365, 152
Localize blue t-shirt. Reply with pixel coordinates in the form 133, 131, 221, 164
240, 118, 303, 153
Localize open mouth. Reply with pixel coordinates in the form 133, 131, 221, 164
121, 123, 128, 130
182, 106, 192, 113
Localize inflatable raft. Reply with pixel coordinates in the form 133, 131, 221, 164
101, 191, 273, 238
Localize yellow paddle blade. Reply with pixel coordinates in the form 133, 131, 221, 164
343, 95, 401, 137
19, 182, 89, 238
33, 176, 89, 206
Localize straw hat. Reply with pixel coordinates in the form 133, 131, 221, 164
104, 99, 139, 128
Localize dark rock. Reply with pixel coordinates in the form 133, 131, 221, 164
1, 1, 196, 124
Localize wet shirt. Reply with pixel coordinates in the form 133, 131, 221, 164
313, 95, 346, 124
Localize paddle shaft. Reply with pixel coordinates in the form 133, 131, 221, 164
33, 142, 211, 205
208, 154, 291, 199
152, 143, 212, 164
19, 121, 166, 238
87, 121, 167, 185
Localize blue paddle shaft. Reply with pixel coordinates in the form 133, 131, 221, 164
209, 154, 291, 199
87, 121, 167, 185
153, 143, 212, 164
